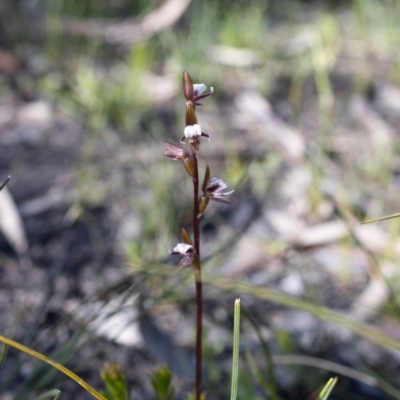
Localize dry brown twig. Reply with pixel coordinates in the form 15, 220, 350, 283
49, 0, 192, 45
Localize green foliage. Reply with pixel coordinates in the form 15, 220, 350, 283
100, 363, 130, 400
218, 1, 267, 48
0, 334, 107, 400
149, 365, 175, 400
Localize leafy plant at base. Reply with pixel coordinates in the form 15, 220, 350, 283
150, 365, 175, 400
100, 363, 130, 400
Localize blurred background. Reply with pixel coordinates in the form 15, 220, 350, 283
2, 0, 400, 398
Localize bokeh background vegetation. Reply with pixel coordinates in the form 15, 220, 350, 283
2, 0, 400, 399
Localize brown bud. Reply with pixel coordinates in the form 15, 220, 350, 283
201, 164, 211, 194
183, 71, 194, 101
182, 157, 196, 178
185, 103, 197, 126
181, 228, 193, 245
198, 196, 209, 216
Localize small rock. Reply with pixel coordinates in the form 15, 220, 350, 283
17, 101, 53, 128
280, 272, 304, 296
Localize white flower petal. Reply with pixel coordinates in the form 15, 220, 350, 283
173, 243, 193, 254
193, 83, 207, 97
184, 124, 202, 138
209, 177, 228, 191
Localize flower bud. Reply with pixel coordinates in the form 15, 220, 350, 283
201, 165, 211, 194
181, 228, 193, 245
182, 157, 196, 178
183, 71, 194, 102
198, 195, 209, 216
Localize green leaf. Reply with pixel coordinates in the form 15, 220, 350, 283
150, 365, 175, 400
100, 363, 130, 400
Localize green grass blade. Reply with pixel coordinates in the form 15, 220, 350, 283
34, 389, 63, 400
0, 335, 107, 400
230, 298, 241, 400
272, 354, 400, 400
132, 264, 400, 354
316, 377, 338, 400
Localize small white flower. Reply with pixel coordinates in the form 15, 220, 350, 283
206, 177, 234, 203
193, 84, 206, 97
184, 124, 202, 139
193, 84, 214, 100
208, 177, 228, 191
171, 243, 193, 255
169, 242, 195, 268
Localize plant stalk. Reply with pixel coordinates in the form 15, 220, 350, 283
192, 152, 203, 400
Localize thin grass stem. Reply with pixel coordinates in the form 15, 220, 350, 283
0, 335, 107, 400
230, 299, 241, 400
316, 377, 338, 400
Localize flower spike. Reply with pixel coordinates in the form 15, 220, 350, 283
165, 71, 231, 400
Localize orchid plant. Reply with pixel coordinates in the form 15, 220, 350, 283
162, 72, 233, 400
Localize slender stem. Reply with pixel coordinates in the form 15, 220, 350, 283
192, 151, 203, 400
195, 274, 202, 399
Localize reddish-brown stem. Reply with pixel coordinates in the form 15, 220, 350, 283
192, 151, 202, 400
